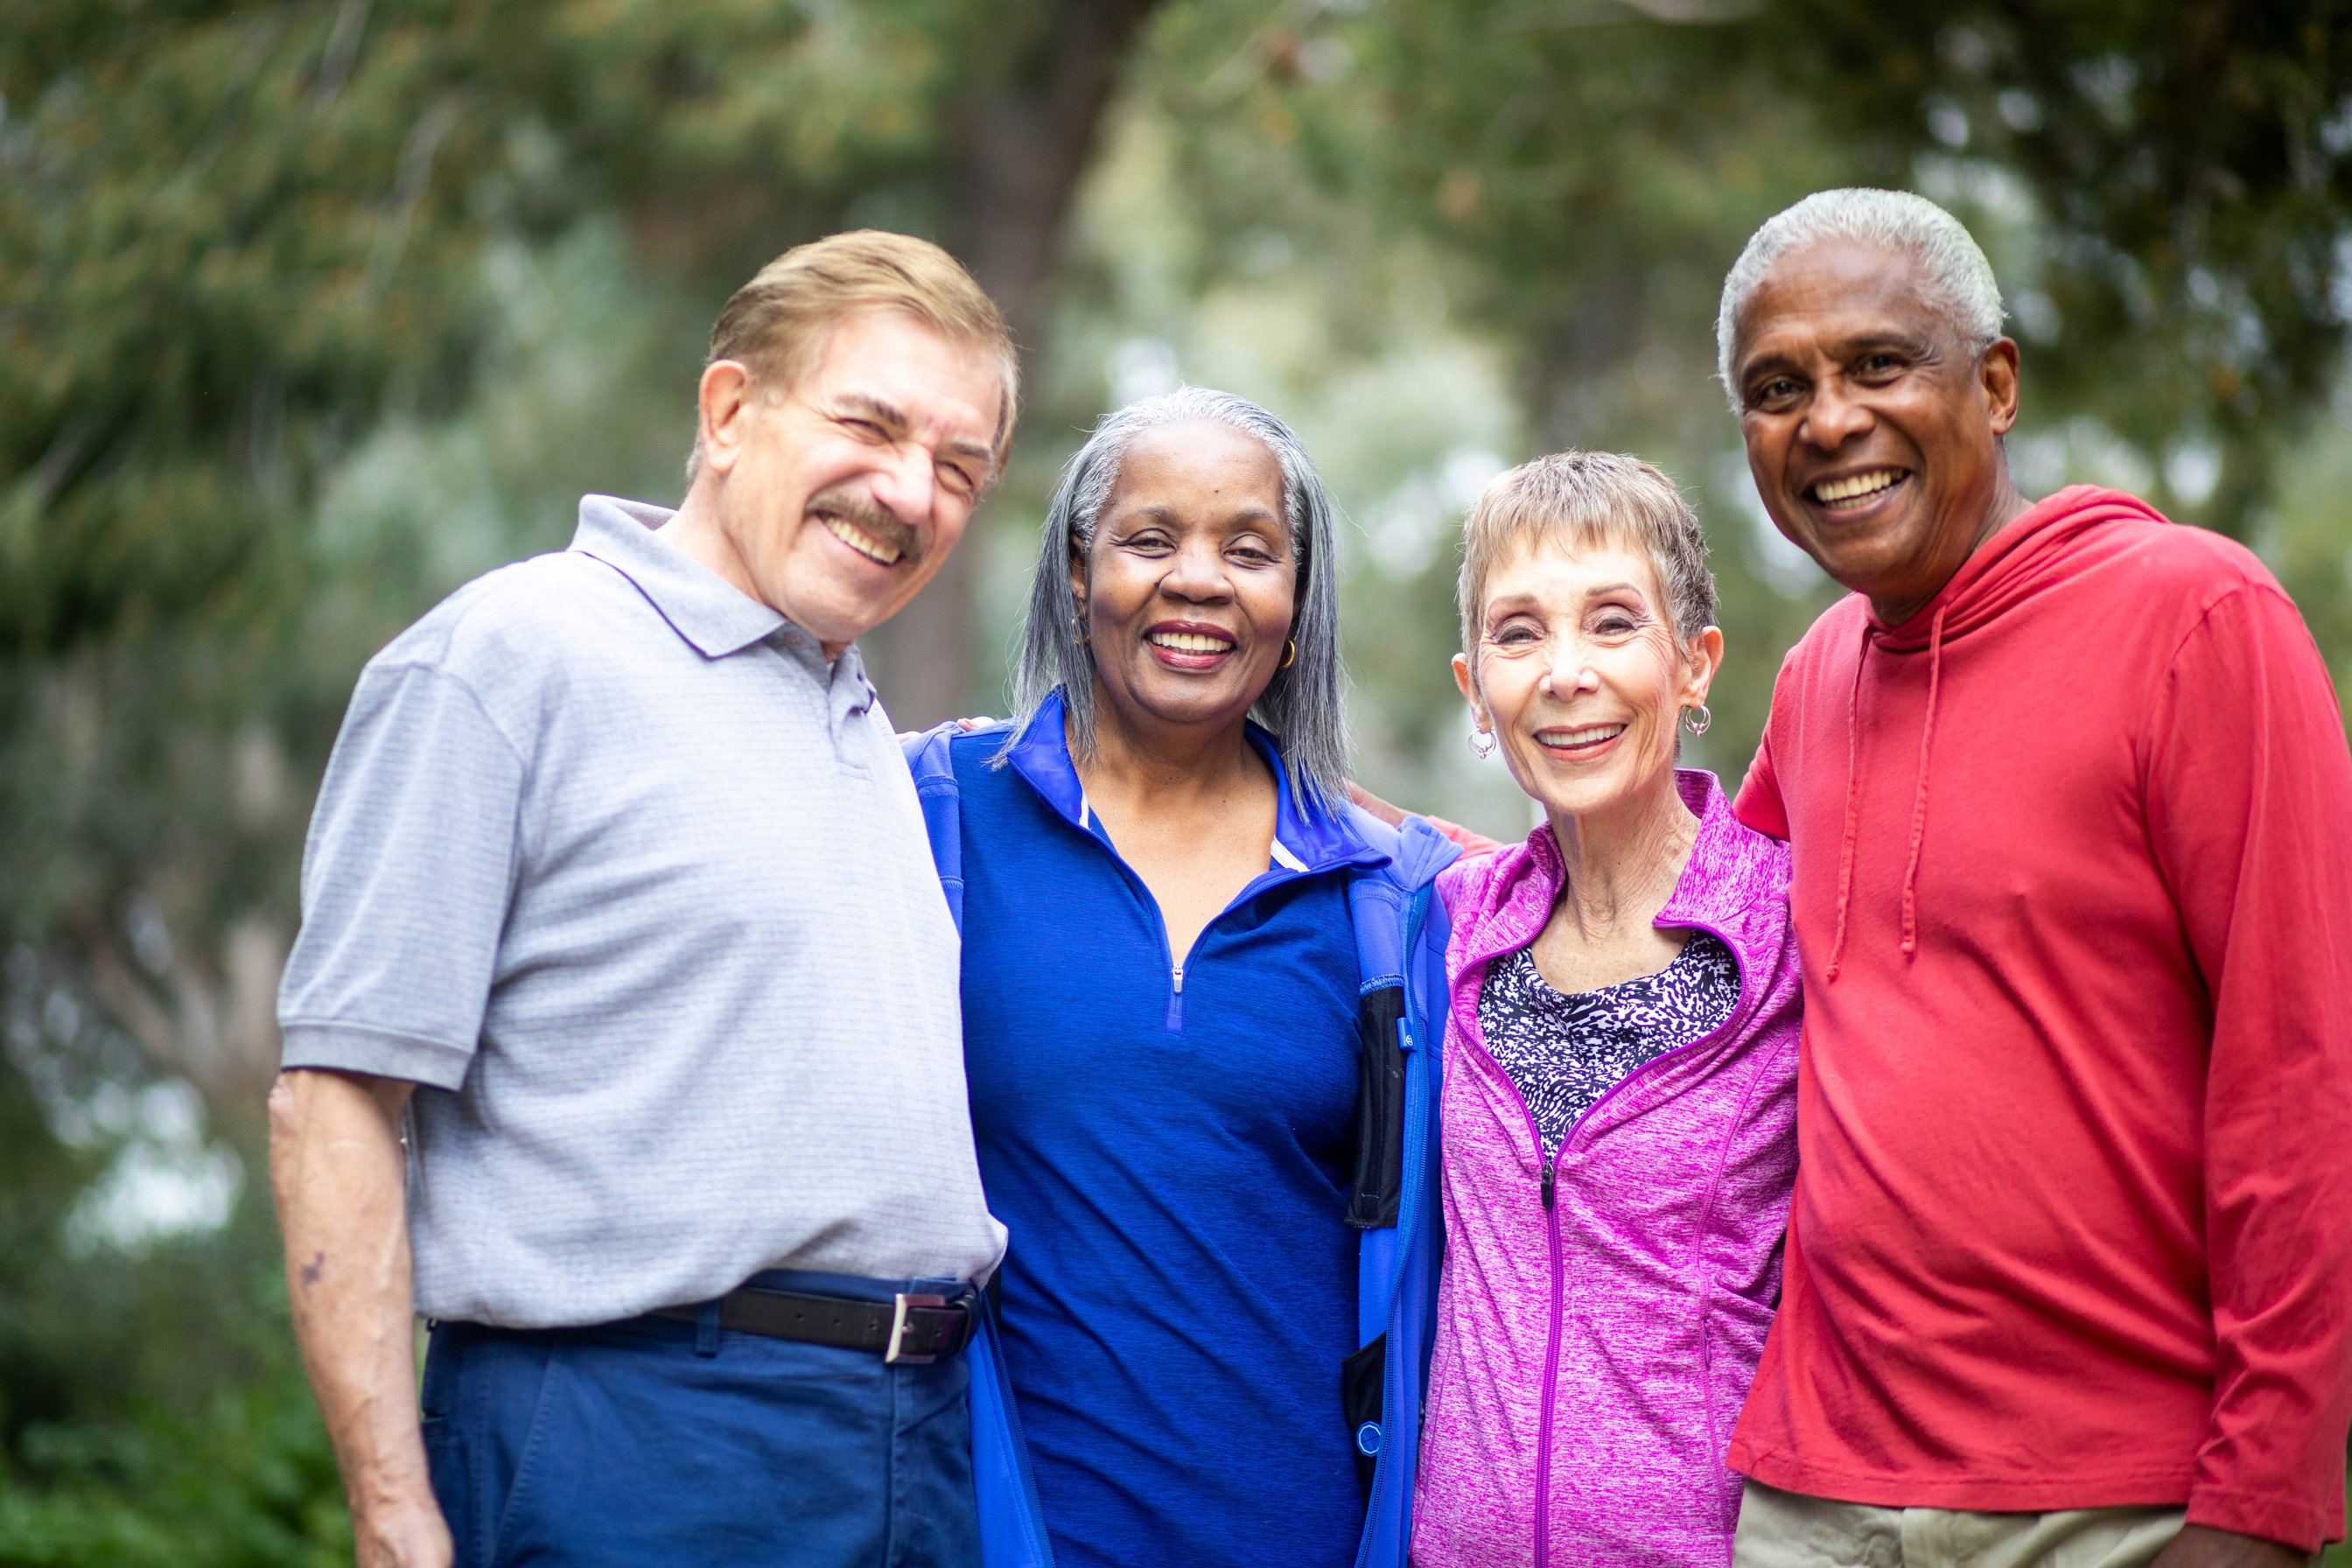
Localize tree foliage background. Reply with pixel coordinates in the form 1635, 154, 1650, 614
2, 2, 2348, 1558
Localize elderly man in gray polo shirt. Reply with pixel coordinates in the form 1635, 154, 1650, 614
269, 231, 1015, 1568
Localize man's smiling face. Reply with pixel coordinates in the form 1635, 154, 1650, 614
705, 309, 1003, 654
1731, 238, 2022, 624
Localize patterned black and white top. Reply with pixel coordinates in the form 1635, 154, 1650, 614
1478, 932, 1740, 1158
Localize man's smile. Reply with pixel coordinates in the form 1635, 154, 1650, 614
808, 483, 925, 571
1806, 466, 1910, 511
822, 513, 905, 566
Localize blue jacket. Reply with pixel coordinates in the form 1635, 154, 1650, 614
902, 719, 1457, 1568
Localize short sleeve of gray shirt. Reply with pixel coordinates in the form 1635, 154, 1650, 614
278, 495, 1006, 1327
281, 659, 524, 1088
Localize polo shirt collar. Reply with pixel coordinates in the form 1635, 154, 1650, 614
570, 494, 792, 661
1004, 688, 1386, 875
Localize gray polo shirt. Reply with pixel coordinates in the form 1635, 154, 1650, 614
279, 495, 1006, 1328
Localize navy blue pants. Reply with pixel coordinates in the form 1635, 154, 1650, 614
420, 1270, 978, 1568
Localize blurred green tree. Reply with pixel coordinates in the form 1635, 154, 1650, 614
1118, 0, 1860, 787
1760, 0, 2352, 538
1242, 0, 2351, 535
0, 4, 1161, 1549
1, 0, 1160, 1120
1124, 0, 2351, 778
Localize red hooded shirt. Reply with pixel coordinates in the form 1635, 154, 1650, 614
1728, 486, 2352, 1551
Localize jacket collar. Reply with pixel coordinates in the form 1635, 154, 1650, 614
1457, 768, 1775, 976
1004, 688, 1387, 876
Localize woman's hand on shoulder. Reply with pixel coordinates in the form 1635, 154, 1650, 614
1346, 780, 1410, 828
1346, 781, 1508, 860
896, 715, 1000, 744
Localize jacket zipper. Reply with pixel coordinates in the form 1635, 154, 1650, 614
1368, 882, 1437, 1561
1093, 829, 1373, 1034
1523, 1110, 1561, 1568
1534, 1138, 1564, 1568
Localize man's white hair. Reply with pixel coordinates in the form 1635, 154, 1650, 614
1715, 187, 2006, 410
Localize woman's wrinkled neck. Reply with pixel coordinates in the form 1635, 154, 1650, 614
1544, 768, 1698, 937
1071, 678, 1266, 808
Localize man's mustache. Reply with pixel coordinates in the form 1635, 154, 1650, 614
808, 486, 927, 566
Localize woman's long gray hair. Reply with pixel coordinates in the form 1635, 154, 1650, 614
1004, 387, 1348, 811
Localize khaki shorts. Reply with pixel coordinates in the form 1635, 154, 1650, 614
1731, 1480, 2203, 1568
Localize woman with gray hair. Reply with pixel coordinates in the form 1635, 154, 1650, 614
904, 388, 1456, 1568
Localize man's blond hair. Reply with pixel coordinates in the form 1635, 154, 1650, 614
1456, 451, 1717, 663
688, 230, 1018, 483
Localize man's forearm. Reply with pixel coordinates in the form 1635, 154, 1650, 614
269, 1068, 450, 1566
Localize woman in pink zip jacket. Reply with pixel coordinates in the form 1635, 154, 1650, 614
1412, 452, 1801, 1568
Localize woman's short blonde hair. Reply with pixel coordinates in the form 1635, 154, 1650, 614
1456, 451, 1717, 661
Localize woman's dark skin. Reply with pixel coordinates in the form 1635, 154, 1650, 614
1070, 419, 1298, 966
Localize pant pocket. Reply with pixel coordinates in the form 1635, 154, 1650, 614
888, 1356, 976, 1568
420, 1415, 479, 1568
485, 1345, 566, 1568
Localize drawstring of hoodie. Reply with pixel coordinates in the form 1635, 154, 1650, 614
1898, 604, 1950, 958
1826, 609, 1946, 976
1816, 491, 2116, 977
1825, 626, 1873, 982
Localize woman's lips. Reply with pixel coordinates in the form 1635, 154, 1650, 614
1534, 721, 1628, 760
1144, 626, 1237, 671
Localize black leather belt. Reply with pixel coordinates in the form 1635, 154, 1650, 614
654, 1284, 976, 1363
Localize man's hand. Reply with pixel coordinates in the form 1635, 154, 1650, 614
353, 1496, 454, 1568
2149, 1524, 2313, 1568
269, 1068, 451, 1568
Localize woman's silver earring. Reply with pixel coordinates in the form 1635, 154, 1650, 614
1683, 703, 1712, 737
1468, 728, 1495, 760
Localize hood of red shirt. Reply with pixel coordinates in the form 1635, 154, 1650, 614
1871, 484, 2169, 647
1824, 485, 2171, 977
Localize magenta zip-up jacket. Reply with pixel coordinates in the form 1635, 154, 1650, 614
1410, 769, 1800, 1568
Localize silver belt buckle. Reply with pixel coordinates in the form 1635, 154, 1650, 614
885, 1292, 947, 1364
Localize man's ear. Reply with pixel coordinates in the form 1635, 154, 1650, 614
1980, 338, 2021, 437
696, 360, 758, 479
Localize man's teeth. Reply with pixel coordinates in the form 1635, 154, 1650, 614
823, 514, 901, 564
1538, 724, 1626, 749
1812, 468, 1905, 507
1146, 630, 1235, 653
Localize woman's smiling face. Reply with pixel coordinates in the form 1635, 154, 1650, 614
1074, 420, 1298, 741
1455, 535, 1718, 826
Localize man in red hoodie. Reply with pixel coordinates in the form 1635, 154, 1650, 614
1718, 188, 2352, 1568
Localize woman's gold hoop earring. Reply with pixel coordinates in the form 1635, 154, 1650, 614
1467, 728, 1495, 760
1073, 614, 1090, 648
1280, 639, 1297, 670
1682, 703, 1712, 737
